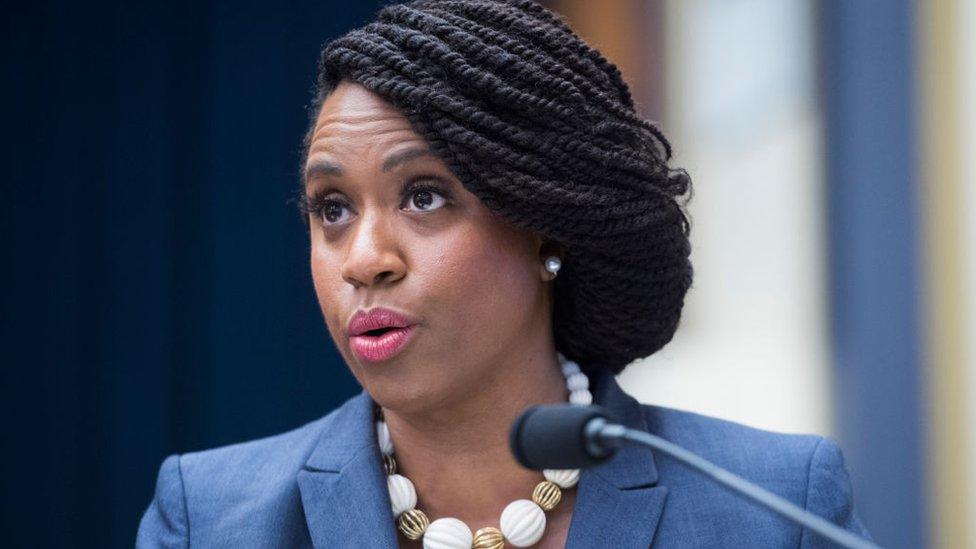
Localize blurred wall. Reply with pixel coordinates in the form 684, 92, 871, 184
552, 1, 976, 548
821, 2, 925, 547
630, 0, 831, 437
920, 0, 976, 547
963, 2, 976, 542
550, 0, 832, 440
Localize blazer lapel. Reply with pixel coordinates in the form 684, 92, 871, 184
297, 391, 398, 548
295, 372, 667, 548
565, 370, 668, 548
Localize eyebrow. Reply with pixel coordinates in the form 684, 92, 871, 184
304, 147, 436, 184
382, 147, 435, 172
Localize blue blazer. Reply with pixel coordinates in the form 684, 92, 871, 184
138, 370, 872, 547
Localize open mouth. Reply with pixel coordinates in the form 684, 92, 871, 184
362, 327, 396, 337
348, 325, 417, 362
346, 308, 420, 362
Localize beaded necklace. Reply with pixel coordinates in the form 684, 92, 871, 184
376, 354, 592, 548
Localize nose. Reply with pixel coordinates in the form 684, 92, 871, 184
340, 211, 407, 288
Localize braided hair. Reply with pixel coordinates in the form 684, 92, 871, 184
304, 0, 692, 374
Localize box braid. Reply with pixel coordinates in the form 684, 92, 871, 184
304, 0, 692, 374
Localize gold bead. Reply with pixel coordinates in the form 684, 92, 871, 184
472, 526, 505, 549
532, 480, 563, 511
383, 454, 397, 475
397, 508, 429, 540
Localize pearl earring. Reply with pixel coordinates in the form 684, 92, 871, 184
544, 256, 562, 276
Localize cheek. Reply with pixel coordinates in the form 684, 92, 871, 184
417, 220, 541, 348
309, 240, 346, 343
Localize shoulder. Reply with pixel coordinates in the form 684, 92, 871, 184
640, 404, 872, 546
176, 411, 331, 486
136, 392, 366, 548
643, 403, 826, 480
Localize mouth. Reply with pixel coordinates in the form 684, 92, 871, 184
346, 307, 421, 362
348, 325, 418, 362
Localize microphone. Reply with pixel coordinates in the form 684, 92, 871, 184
510, 404, 880, 549
509, 403, 618, 469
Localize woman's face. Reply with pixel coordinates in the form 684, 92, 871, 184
304, 80, 552, 413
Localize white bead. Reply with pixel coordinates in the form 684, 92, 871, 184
543, 469, 580, 489
569, 389, 593, 405
566, 372, 589, 391
560, 360, 581, 376
376, 421, 394, 455
423, 517, 473, 549
387, 474, 417, 517
499, 499, 546, 547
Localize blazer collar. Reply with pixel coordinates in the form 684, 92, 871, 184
297, 370, 667, 548
564, 369, 668, 547
297, 391, 399, 548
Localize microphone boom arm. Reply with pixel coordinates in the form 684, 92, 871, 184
591, 420, 881, 549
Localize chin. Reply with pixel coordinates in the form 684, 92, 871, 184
361, 362, 466, 417
348, 355, 434, 410
367, 378, 443, 415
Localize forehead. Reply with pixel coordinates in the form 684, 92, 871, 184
307, 80, 424, 157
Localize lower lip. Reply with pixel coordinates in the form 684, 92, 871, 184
349, 326, 418, 362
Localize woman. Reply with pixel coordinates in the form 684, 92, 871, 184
138, 0, 871, 547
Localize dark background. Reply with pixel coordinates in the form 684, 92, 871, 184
4, 1, 384, 546
3, 1, 925, 548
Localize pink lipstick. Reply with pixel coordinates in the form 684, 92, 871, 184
347, 308, 419, 362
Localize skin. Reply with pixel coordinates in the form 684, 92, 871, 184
304, 79, 574, 548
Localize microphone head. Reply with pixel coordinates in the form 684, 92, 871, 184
509, 404, 615, 470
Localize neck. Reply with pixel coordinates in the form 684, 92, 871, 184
380, 341, 568, 528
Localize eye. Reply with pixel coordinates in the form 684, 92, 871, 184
316, 197, 353, 226
402, 183, 448, 213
